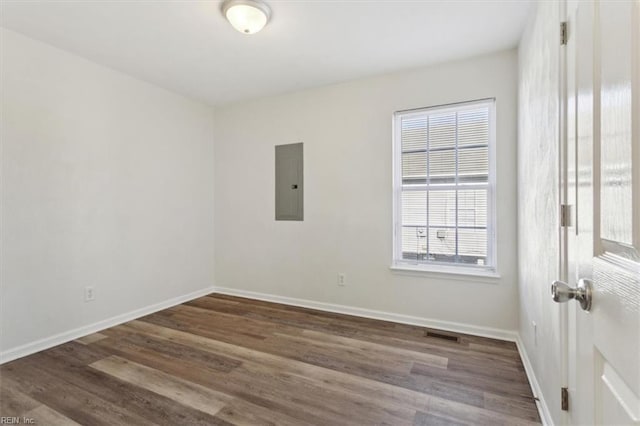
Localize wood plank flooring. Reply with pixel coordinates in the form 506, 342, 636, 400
0, 294, 541, 425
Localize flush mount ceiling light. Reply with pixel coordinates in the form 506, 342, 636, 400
222, 0, 271, 35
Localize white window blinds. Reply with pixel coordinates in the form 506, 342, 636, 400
393, 99, 496, 271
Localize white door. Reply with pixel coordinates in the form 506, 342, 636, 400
560, 0, 640, 425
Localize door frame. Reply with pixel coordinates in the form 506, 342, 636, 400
559, 0, 571, 424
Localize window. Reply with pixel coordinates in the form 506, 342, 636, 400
392, 99, 496, 275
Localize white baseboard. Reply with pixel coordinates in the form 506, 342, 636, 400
515, 336, 553, 426
213, 286, 519, 342
0, 286, 216, 365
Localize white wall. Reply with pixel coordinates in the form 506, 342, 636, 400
517, 2, 562, 424
214, 49, 519, 333
0, 29, 216, 356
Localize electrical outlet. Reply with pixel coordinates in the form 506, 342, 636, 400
532, 320, 537, 346
337, 273, 346, 287
85, 286, 96, 302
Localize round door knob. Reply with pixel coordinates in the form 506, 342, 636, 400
551, 279, 593, 312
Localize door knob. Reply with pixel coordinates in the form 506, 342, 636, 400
551, 278, 593, 312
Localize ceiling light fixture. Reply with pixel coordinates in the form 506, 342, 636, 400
221, 0, 271, 35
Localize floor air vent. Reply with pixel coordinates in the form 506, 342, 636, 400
424, 330, 460, 343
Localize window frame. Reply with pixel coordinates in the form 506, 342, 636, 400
391, 98, 498, 277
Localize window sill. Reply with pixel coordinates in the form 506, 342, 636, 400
390, 263, 501, 282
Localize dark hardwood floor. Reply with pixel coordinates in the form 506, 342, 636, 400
0, 294, 541, 425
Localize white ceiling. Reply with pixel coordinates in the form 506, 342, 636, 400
0, 0, 532, 106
